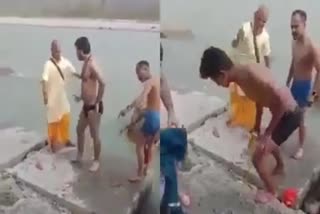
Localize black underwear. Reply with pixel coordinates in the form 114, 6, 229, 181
83, 101, 103, 118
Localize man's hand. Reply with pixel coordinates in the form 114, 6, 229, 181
119, 124, 133, 135
167, 111, 178, 127
256, 133, 277, 154
237, 28, 245, 41
73, 73, 81, 79
251, 125, 261, 136
73, 94, 81, 103
118, 107, 129, 118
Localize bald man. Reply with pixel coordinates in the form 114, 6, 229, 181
41, 40, 77, 152
230, 5, 271, 131
232, 5, 271, 67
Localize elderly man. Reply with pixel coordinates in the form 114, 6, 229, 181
228, 5, 271, 132
41, 40, 76, 152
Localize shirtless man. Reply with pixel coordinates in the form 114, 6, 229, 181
72, 37, 105, 172
286, 10, 320, 159
118, 60, 160, 182
200, 46, 302, 203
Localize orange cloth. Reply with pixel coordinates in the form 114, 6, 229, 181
47, 113, 70, 145
229, 83, 256, 131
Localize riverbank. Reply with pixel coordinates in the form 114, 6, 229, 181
0, 17, 159, 32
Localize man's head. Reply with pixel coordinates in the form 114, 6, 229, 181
291, 10, 307, 40
74, 37, 91, 61
199, 46, 234, 87
136, 60, 150, 82
253, 5, 269, 32
51, 40, 61, 61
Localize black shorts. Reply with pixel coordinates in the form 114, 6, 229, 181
82, 101, 103, 118
271, 106, 302, 146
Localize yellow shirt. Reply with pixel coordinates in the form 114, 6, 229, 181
42, 56, 76, 123
232, 21, 271, 64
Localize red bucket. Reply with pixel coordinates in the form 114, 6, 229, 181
281, 188, 298, 208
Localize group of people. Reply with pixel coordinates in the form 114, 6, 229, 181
200, 6, 320, 204
40, 5, 320, 207
41, 36, 178, 182
41, 37, 105, 172
229, 5, 320, 160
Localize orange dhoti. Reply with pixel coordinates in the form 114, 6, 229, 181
228, 83, 256, 131
47, 113, 70, 145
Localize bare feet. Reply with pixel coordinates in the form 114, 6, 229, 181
89, 161, 100, 172
292, 148, 303, 160
66, 140, 75, 147
128, 176, 143, 183
226, 119, 233, 127
255, 190, 276, 204
129, 168, 144, 183
71, 154, 82, 164
143, 165, 148, 176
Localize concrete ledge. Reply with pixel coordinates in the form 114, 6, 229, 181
0, 127, 44, 171
130, 91, 227, 213
189, 111, 320, 210
13, 175, 93, 214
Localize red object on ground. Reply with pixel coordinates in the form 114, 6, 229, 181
281, 188, 298, 208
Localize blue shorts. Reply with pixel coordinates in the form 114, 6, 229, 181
291, 80, 312, 108
141, 110, 160, 137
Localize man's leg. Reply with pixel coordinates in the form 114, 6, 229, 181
271, 146, 285, 176
129, 141, 145, 182
294, 109, 305, 159
88, 111, 101, 172
252, 142, 277, 203
48, 121, 60, 153
60, 113, 74, 147
73, 111, 87, 163
143, 135, 157, 176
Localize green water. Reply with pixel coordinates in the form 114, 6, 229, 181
0, 24, 159, 163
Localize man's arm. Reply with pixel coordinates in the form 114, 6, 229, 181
41, 63, 49, 105
91, 62, 105, 103
312, 45, 320, 95
41, 80, 48, 105
286, 59, 294, 87
262, 35, 271, 68
253, 104, 263, 134
264, 90, 286, 137
129, 80, 152, 109
231, 27, 244, 48
160, 72, 175, 114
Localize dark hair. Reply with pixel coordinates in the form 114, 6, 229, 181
160, 43, 163, 63
137, 60, 149, 68
199, 46, 233, 79
74, 37, 91, 54
292, 9, 307, 22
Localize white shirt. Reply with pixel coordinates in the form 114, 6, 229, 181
232, 21, 271, 64
42, 56, 76, 123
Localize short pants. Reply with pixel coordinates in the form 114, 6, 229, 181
291, 79, 312, 108
271, 106, 302, 146
141, 110, 160, 138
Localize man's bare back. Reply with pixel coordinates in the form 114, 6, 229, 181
145, 76, 160, 111
235, 64, 296, 112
